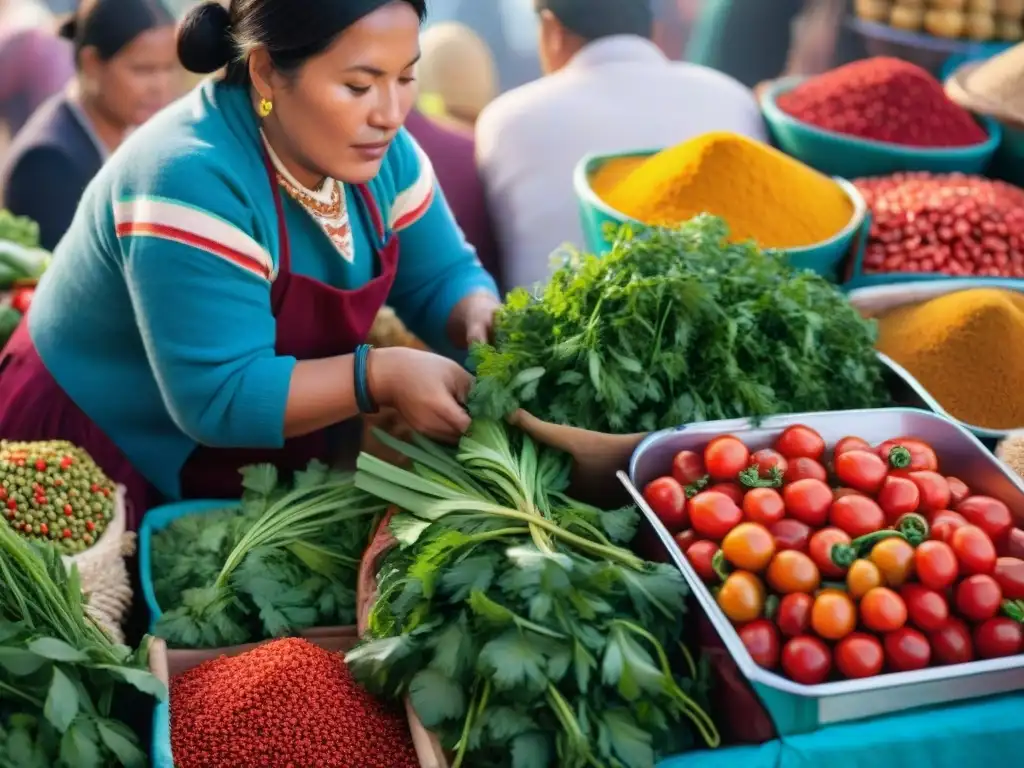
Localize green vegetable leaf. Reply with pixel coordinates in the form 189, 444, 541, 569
439, 555, 495, 603
482, 706, 537, 744
96, 719, 147, 768
598, 709, 654, 768
59, 722, 101, 768
0, 647, 46, 676
43, 666, 78, 733
94, 665, 167, 699
240, 463, 278, 495
27, 637, 89, 663
477, 630, 549, 693
408, 668, 466, 728
602, 624, 667, 701
426, 614, 474, 678
510, 731, 553, 768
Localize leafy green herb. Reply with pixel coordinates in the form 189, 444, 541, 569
468, 215, 886, 432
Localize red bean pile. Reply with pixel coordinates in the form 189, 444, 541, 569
170, 638, 421, 768
777, 57, 987, 148
854, 173, 1024, 278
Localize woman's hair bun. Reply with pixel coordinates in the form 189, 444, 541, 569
177, 1, 235, 74
56, 14, 76, 40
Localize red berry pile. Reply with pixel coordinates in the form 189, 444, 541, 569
777, 57, 987, 148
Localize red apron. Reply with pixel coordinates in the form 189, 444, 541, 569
0, 152, 398, 526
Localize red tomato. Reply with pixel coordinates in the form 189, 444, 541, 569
743, 487, 785, 526
974, 617, 1024, 659
860, 587, 907, 633
951, 525, 997, 576
783, 457, 828, 485
685, 541, 719, 582
834, 436, 871, 457
643, 477, 688, 531
833, 487, 866, 501
673, 529, 697, 553
671, 450, 707, 487
770, 519, 812, 553
774, 425, 826, 461
1006, 527, 1024, 559
831, 495, 887, 539
930, 510, 968, 545
876, 476, 920, 523
835, 633, 885, 679
10, 287, 33, 315
931, 618, 974, 665
900, 584, 949, 632
994, 557, 1024, 600
957, 496, 1013, 543
876, 438, 939, 472
781, 636, 832, 685
739, 619, 781, 668
776, 593, 813, 637
688, 491, 742, 540
946, 476, 970, 507
915, 540, 959, 590
750, 449, 788, 479
907, 472, 950, 514
783, 479, 833, 527
709, 482, 744, 506
883, 627, 931, 672
955, 574, 1002, 622
834, 450, 888, 494
704, 436, 750, 481
809, 528, 852, 579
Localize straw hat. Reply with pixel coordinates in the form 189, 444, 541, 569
418, 22, 498, 124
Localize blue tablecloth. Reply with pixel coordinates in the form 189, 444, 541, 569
659, 693, 1024, 768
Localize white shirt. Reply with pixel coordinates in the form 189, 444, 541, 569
476, 35, 768, 289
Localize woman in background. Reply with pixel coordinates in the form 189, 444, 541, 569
0, 0, 178, 249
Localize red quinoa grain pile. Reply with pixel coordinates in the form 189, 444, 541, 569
170, 638, 421, 768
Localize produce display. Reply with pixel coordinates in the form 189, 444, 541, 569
855, 0, 1024, 41
347, 422, 718, 768
0, 515, 164, 767
855, 172, 1024, 277
642, 425, 1024, 683
777, 57, 988, 147
874, 288, 1024, 429
588, 132, 853, 249
0, 440, 116, 553
469, 216, 886, 433
946, 41, 1024, 125
170, 638, 420, 768
152, 461, 385, 648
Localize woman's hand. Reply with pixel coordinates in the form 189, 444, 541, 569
447, 291, 501, 348
368, 346, 473, 440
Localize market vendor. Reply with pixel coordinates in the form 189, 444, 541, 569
0, 0, 500, 527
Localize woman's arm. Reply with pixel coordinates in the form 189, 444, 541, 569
3, 146, 84, 250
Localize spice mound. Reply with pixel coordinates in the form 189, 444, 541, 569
876, 288, 1024, 429
777, 57, 988, 147
855, 172, 1024, 278
170, 637, 420, 768
590, 132, 853, 249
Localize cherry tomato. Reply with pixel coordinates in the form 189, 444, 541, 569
774, 425, 826, 461
743, 487, 785, 526
809, 528, 852, 579
688, 491, 742, 540
738, 619, 780, 668
722, 523, 776, 572
957, 496, 1013, 543
884, 627, 931, 672
833, 487, 866, 501
846, 558, 884, 599
946, 476, 970, 507
671, 450, 707, 487
834, 436, 871, 457
876, 476, 920, 523
717, 571, 765, 623
870, 538, 915, 587
974, 617, 1024, 659
770, 519, 812, 553
951, 525, 997, 575
783, 479, 833, 527
931, 618, 974, 665
900, 584, 949, 632
704, 436, 750, 481
673, 529, 697, 553
783, 457, 828, 485
915, 540, 959, 590
955, 574, 1002, 622
767, 550, 820, 594
643, 477, 688, 531
834, 450, 888, 494
708, 482, 745, 506
1006, 527, 1024, 559
750, 449, 788, 479
994, 557, 1024, 600
685, 541, 719, 582
860, 587, 907, 633
930, 510, 968, 545
10, 287, 33, 315
830, 495, 886, 538
906, 471, 950, 514
781, 636, 832, 685
811, 591, 857, 640
876, 438, 939, 472
776, 593, 813, 637
835, 633, 885, 679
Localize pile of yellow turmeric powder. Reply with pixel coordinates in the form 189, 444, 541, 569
876, 288, 1024, 430
589, 132, 854, 249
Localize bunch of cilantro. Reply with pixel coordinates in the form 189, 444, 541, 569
152, 461, 386, 649
346, 422, 719, 768
469, 215, 886, 432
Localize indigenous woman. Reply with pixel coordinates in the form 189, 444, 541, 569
0, 0, 501, 527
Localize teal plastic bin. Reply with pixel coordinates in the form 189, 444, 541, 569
990, 122, 1024, 189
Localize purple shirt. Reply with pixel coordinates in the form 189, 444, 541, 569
0, 27, 73, 135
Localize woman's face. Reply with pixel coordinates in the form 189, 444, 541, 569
256, 1, 421, 185
91, 25, 181, 127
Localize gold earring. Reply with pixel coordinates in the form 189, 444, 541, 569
257, 98, 273, 118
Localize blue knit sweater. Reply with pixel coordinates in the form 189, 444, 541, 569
28, 81, 497, 498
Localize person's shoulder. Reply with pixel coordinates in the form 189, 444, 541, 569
662, 61, 759, 101
476, 77, 563, 136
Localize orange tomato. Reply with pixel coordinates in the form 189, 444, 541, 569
722, 522, 776, 572
870, 538, 916, 587
860, 587, 907, 633
846, 559, 884, 599
717, 571, 766, 623
766, 550, 821, 594
811, 591, 857, 640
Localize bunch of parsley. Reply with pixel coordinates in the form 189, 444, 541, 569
153, 461, 386, 649
469, 215, 886, 432
346, 422, 718, 768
